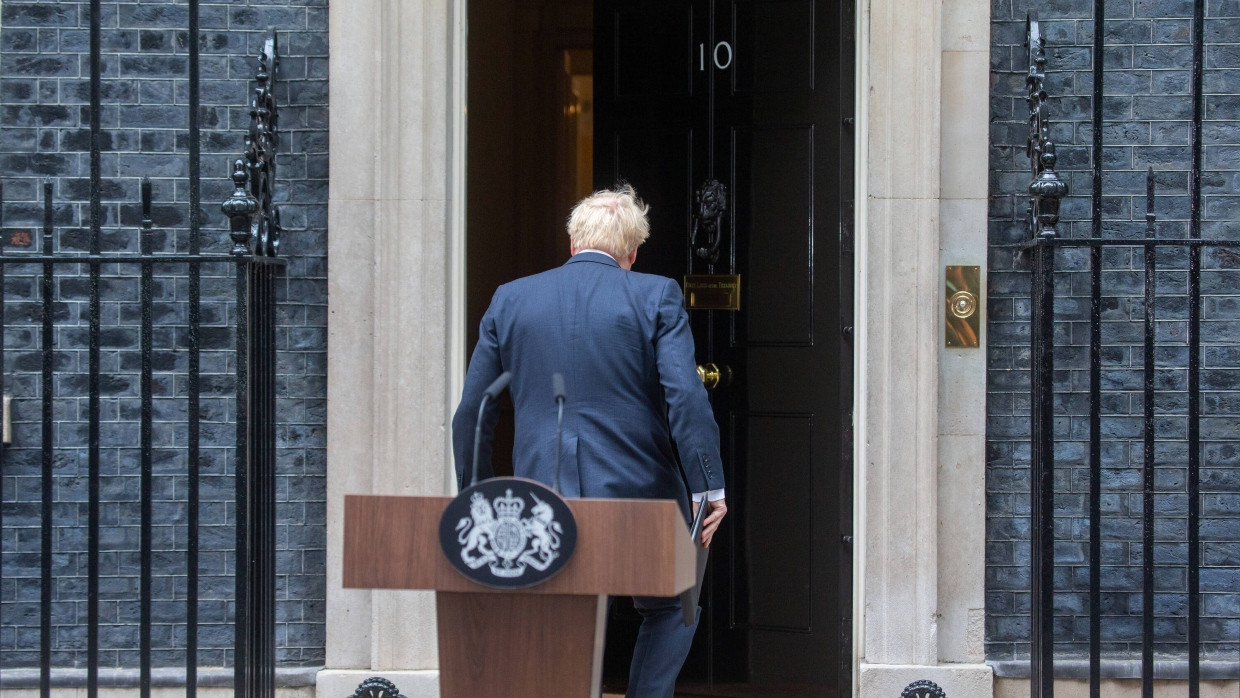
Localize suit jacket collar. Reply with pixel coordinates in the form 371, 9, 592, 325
566, 251, 620, 269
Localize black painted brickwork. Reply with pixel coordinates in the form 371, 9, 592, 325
989, 0, 1240, 663
0, 1, 328, 670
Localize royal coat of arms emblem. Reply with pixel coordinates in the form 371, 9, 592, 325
439, 478, 577, 588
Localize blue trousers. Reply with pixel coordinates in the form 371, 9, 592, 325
624, 596, 700, 698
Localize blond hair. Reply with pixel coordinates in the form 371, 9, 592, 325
566, 185, 651, 258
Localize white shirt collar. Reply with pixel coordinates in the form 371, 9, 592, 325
574, 249, 617, 262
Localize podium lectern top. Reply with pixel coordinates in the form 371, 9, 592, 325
343, 494, 697, 598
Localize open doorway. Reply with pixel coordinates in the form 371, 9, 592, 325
466, 0, 594, 475
465, 1, 855, 695
465, 5, 656, 690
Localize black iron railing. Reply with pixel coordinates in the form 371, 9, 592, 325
224, 32, 283, 698
1024, 7, 1238, 698
0, 5, 282, 697
1025, 18, 1067, 697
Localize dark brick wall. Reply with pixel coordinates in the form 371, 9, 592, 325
988, 0, 1240, 664
0, 1, 327, 671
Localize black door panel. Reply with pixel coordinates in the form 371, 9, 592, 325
731, 125, 815, 346
613, 4, 697, 98
731, 0, 817, 95
612, 128, 698, 281
596, 2, 853, 694
731, 411, 815, 632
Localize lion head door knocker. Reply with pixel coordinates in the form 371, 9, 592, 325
691, 179, 728, 265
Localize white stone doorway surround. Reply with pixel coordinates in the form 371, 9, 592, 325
318, 1, 994, 696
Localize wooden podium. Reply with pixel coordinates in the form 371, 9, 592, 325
343, 494, 698, 697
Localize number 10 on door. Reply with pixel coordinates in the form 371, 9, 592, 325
699, 41, 733, 71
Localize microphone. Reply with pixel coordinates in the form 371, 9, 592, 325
552, 373, 566, 493
470, 371, 512, 487
484, 371, 512, 400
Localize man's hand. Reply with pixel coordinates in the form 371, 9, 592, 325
692, 497, 728, 548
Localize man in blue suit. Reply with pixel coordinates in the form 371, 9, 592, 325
452, 186, 727, 697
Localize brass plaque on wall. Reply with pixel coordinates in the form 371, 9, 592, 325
945, 265, 981, 348
683, 275, 741, 311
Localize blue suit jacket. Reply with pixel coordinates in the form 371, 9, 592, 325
452, 252, 724, 513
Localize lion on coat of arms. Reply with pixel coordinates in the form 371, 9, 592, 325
456, 488, 563, 578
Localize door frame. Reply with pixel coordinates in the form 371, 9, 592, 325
850, 0, 867, 689
446, 0, 868, 683
849, 4, 868, 689
325, 0, 994, 692
449, 0, 470, 493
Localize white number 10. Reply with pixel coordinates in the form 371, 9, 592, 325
699, 41, 733, 71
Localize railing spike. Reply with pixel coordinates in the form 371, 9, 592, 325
1026, 14, 1068, 241
223, 28, 280, 259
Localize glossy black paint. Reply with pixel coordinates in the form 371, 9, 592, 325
595, 1, 855, 694
1087, 2, 1103, 689
187, 1, 203, 693
1026, 15, 1064, 698
88, 3, 103, 690
230, 34, 284, 698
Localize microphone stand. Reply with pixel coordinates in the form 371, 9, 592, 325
552, 373, 566, 493
470, 372, 512, 487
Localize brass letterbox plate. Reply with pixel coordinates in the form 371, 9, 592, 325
683, 275, 741, 311
945, 265, 981, 348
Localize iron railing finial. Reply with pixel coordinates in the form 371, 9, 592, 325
1026, 13, 1067, 240
223, 29, 280, 259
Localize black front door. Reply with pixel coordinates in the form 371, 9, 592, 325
594, 1, 855, 695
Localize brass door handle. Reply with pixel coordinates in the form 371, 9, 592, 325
696, 363, 732, 390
